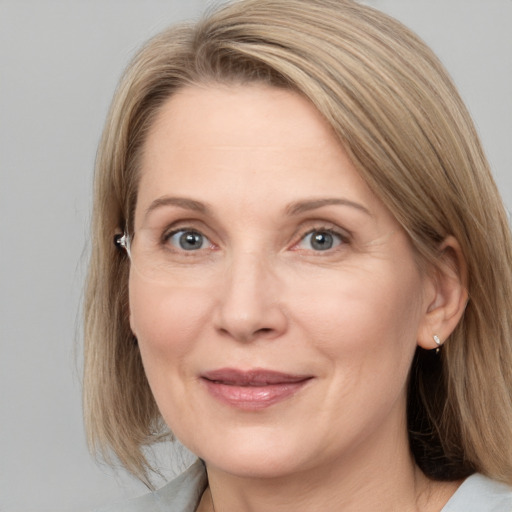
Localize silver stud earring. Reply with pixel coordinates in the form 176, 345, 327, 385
433, 334, 442, 354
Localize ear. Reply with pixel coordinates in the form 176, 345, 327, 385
127, 284, 137, 338
417, 236, 468, 350
129, 306, 137, 338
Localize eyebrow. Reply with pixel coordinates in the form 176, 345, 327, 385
144, 196, 211, 219
285, 198, 371, 216
144, 195, 371, 220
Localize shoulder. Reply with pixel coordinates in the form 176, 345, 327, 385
442, 473, 512, 512
92, 460, 208, 512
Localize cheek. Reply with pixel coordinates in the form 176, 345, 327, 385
289, 261, 425, 394
295, 269, 423, 345
129, 276, 211, 365
128, 276, 216, 431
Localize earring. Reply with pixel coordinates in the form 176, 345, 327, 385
433, 334, 442, 354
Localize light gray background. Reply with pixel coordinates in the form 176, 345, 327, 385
0, 1, 510, 511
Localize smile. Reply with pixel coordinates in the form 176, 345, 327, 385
201, 368, 313, 410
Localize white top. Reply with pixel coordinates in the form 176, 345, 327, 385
94, 460, 512, 512
442, 472, 512, 511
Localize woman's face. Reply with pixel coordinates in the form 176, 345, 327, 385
129, 84, 434, 478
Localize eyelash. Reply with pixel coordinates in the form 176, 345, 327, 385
161, 227, 215, 253
160, 224, 350, 254
294, 227, 349, 253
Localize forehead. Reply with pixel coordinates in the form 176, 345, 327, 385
144, 84, 339, 157
136, 84, 389, 227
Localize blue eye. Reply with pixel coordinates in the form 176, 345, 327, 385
299, 229, 343, 251
166, 230, 210, 251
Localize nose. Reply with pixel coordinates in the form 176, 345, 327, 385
214, 250, 288, 343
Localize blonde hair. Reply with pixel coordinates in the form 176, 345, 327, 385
84, 0, 512, 485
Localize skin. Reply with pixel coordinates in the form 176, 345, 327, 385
129, 84, 466, 511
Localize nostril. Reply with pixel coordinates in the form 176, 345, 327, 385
256, 327, 274, 336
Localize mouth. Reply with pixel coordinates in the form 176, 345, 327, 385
200, 368, 313, 410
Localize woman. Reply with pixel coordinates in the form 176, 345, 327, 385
84, 0, 512, 510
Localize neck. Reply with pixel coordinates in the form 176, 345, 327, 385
199, 419, 458, 512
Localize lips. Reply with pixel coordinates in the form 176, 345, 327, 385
201, 368, 312, 410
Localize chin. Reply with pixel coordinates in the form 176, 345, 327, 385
204, 453, 305, 480
180, 425, 312, 479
